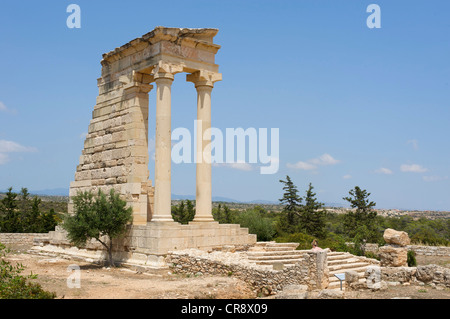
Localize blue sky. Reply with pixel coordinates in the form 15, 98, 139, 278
0, 1, 449, 210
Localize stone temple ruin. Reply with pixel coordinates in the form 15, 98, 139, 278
28, 28, 450, 295
39, 27, 256, 267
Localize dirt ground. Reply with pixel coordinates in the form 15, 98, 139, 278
4, 247, 255, 299
3, 246, 450, 300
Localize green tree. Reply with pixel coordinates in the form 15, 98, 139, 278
39, 208, 59, 233
213, 203, 223, 223
172, 200, 195, 224
0, 187, 19, 232
222, 205, 234, 224
237, 209, 275, 241
213, 204, 235, 224
25, 196, 42, 233
62, 189, 133, 267
342, 186, 379, 243
278, 176, 303, 233
17, 188, 31, 221
299, 183, 327, 238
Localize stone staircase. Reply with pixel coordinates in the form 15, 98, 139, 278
246, 241, 305, 267
327, 251, 373, 290
246, 242, 376, 290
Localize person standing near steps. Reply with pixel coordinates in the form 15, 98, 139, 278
311, 239, 323, 251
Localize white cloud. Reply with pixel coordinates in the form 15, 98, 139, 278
375, 167, 393, 175
287, 153, 340, 171
0, 140, 37, 165
0, 101, 16, 114
343, 174, 352, 179
286, 161, 317, 171
310, 153, 340, 166
0, 140, 36, 153
400, 164, 428, 173
407, 139, 419, 151
423, 175, 448, 182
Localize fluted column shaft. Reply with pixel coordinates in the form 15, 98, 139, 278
152, 75, 174, 222
187, 70, 222, 222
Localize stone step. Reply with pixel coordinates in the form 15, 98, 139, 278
329, 265, 370, 276
329, 262, 371, 272
253, 258, 303, 266
247, 250, 305, 257
327, 253, 353, 261
328, 257, 361, 266
248, 254, 304, 261
253, 242, 299, 249
327, 251, 347, 255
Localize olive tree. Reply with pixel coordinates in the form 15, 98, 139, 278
62, 189, 133, 267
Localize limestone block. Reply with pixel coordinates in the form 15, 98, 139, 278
416, 264, 439, 283
317, 289, 344, 299
381, 267, 416, 284
345, 270, 360, 286
275, 285, 308, 299
379, 245, 408, 267
383, 228, 410, 247
75, 170, 91, 181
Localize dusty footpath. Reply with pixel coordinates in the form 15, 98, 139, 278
3, 247, 450, 300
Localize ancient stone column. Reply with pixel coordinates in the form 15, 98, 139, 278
187, 70, 222, 222
151, 62, 183, 222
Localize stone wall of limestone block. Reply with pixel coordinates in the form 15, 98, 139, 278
69, 72, 153, 224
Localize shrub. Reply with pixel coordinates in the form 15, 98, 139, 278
275, 232, 350, 252
236, 210, 276, 241
0, 243, 56, 299
407, 250, 417, 267
275, 232, 315, 250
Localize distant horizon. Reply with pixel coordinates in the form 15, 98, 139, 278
2, 187, 449, 212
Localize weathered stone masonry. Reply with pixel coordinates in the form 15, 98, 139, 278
166, 250, 329, 294
32, 27, 256, 264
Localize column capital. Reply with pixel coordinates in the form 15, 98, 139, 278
151, 61, 184, 81
187, 70, 222, 88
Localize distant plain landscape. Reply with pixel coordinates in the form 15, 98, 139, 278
1, 189, 449, 220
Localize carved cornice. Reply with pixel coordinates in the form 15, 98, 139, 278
101, 27, 221, 65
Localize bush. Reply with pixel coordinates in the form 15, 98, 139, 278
0, 243, 56, 299
275, 232, 315, 250
275, 232, 349, 252
407, 250, 417, 267
236, 210, 276, 241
